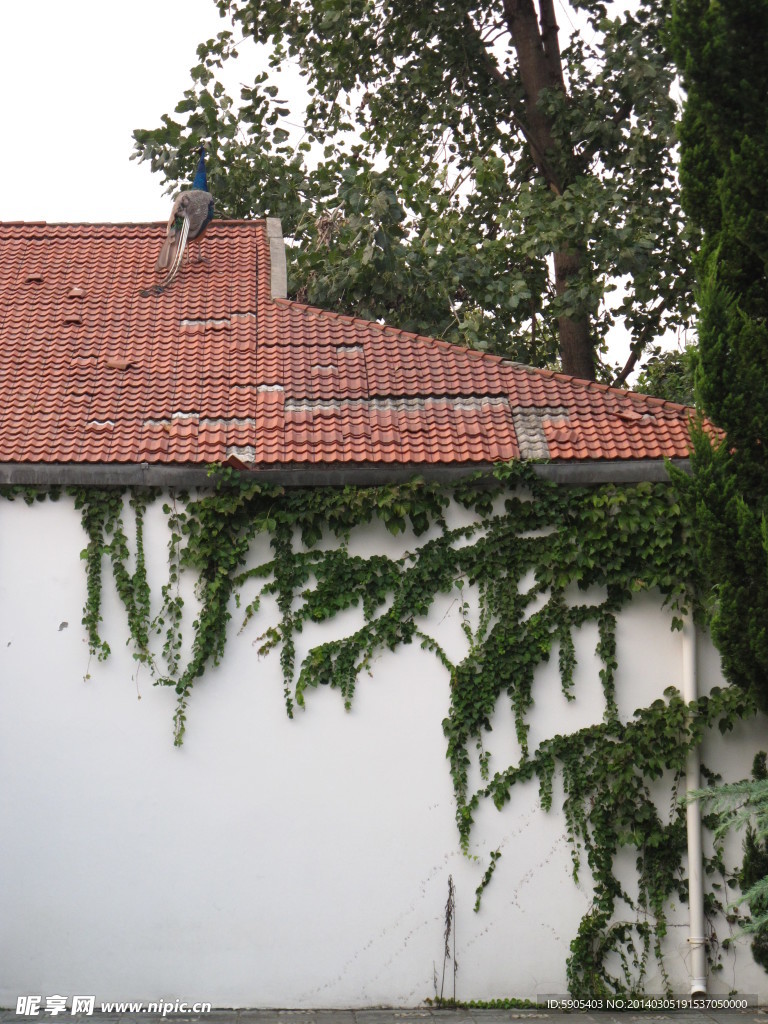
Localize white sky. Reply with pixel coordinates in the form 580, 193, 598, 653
0, 0, 227, 222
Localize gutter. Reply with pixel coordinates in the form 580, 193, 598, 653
682, 617, 708, 995
0, 459, 691, 489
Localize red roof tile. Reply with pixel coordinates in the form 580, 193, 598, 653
0, 219, 700, 469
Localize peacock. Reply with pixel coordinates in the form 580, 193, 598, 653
150, 145, 214, 293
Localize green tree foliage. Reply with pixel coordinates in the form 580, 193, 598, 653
741, 755, 768, 970
693, 753, 768, 962
133, 0, 693, 381
670, 0, 768, 707
671, 0, 768, 972
634, 344, 697, 406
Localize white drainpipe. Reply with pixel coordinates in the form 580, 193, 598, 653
682, 617, 707, 994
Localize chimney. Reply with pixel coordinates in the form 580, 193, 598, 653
266, 218, 287, 299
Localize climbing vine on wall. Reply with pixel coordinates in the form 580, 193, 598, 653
74, 487, 157, 670
4, 466, 757, 995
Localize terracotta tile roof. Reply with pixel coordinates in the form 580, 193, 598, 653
0, 219, 698, 470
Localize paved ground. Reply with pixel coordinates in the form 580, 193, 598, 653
0, 1009, 764, 1024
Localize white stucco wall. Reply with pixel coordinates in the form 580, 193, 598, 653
0, 492, 766, 1008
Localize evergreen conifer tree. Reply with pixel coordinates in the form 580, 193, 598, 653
670, 0, 768, 706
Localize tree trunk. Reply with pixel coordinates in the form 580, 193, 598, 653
554, 248, 594, 379
504, 0, 563, 190
503, 0, 596, 380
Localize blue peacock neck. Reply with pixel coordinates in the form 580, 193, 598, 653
192, 147, 208, 192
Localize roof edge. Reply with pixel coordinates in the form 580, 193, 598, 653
0, 460, 689, 489
0, 218, 266, 228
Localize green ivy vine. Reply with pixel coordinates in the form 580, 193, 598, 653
3, 465, 758, 995
73, 487, 157, 669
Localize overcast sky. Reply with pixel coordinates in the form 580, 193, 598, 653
1, 0, 228, 222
